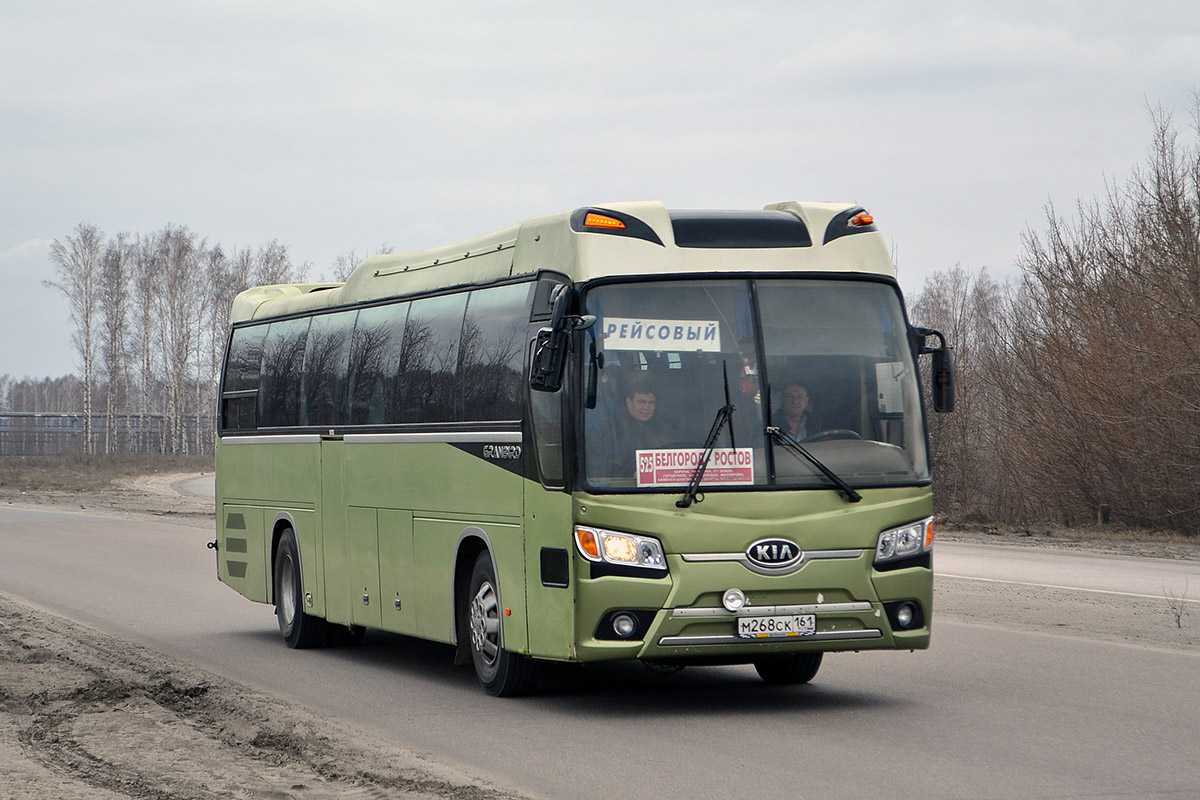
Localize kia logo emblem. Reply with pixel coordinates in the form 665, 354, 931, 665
746, 538, 803, 570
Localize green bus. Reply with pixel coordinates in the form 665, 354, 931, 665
214, 201, 954, 696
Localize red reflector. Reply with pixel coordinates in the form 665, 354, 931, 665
584, 212, 626, 229
850, 211, 874, 227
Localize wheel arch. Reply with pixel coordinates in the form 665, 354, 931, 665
268, 511, 301, 606
452, 527, 497, 665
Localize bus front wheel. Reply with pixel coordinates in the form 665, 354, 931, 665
275, 528, 327, 649
754, 652, 823, 685
466, 551, 537, 697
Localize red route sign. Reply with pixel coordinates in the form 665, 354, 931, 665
636, 448, 755, 488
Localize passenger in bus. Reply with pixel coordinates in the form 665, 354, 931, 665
588, 379, 666, 478
776, 382, 822, 441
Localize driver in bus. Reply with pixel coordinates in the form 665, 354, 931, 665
588, 378, 666, 478
776, 382, 822, 441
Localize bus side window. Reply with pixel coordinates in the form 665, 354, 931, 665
459, 283, 532, 422
221, 324, 267, 432
400, 293, 469, 424
348, 302, 409, 426
300, 309, 355, 427
259, 317, 311, 429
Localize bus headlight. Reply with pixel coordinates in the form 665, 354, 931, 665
575, 526, 666, 571
874, 518, 933, 566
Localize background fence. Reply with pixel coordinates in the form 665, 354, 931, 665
0, 413, 216, 456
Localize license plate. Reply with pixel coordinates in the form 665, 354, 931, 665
737, 614, 816, 639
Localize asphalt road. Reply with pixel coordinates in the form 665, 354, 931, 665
1, 505, 1198, 799
938, 541, 1198, 602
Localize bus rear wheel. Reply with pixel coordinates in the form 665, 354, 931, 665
754, 652, 823, 685
466, 551, 537, 697
275, 528, 327, 649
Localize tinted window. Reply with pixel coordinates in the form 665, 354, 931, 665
222, 324, 267, 431
259, 317, 310, 428
301, 310, 355, 426
348, 302, 409, 425
459, 282, 531, 421
400, 293, 468, 423
224, 325, 267, 393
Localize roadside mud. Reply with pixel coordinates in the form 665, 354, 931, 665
0, 595, 529, 800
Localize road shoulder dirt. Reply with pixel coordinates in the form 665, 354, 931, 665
0, 592, 530, 800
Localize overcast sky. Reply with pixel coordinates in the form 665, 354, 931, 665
2, 1, 1198, 379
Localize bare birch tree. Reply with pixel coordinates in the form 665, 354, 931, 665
98, 233, 132, 453
128, 234, 162, 453
151, 225, 207, 454
46, 223, 105, 454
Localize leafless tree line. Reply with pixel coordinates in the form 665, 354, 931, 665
913, 101, 1200, 535
30, 225, 308, 455
0, 375, 85, 413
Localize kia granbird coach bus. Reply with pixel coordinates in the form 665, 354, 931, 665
214, 201, 955, 696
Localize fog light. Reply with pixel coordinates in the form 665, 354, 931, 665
612, 613, 638, 638
722, 588, 747, 612
883, 600, 925, 632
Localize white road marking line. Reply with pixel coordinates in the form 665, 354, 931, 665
938, 573, 1200, 604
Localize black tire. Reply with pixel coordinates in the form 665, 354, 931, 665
466, 551, 537, 697
754, 652, 823, 685
275, 529, 327, 649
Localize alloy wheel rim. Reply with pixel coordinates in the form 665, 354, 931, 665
280, 553, 297, 625
469, 580, 500, 667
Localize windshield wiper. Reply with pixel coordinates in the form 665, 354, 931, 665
676, 404, 734, 508
677, 365, 736, 509
765, 426, 863, 503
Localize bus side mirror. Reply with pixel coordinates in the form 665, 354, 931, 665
530, 285, 594, 393
914, 327, 956, 413
530, 327, 568, 392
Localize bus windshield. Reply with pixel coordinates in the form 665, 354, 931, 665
581, 278, 929, 492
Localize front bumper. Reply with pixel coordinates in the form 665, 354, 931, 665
573, 550, 931, 663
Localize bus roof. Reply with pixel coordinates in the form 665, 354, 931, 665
230, 200, 893, 324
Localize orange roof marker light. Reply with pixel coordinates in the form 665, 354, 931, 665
850, 211, 874, 227
583, 212, 626, 230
